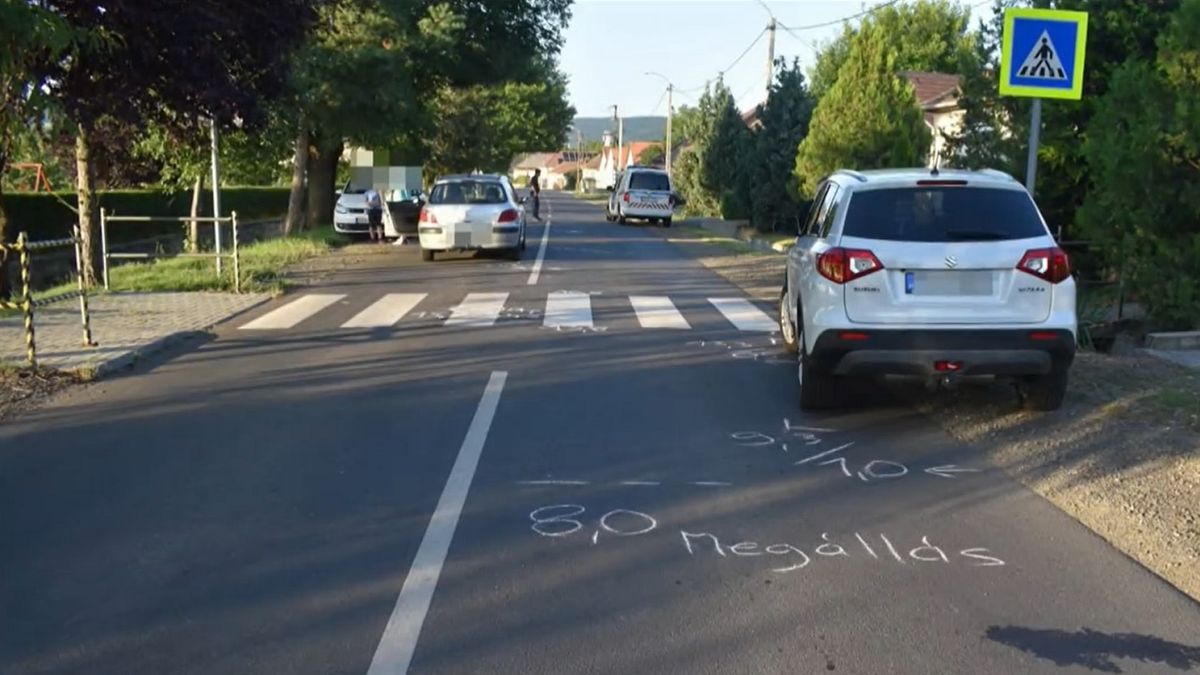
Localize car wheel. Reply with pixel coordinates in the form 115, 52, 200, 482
520, 232, 527, 251
778, 288, 799, 355
662, 217, 672, 228
507, 246, 521, 261
421, 249, 435, 262
1020, 369, 1069, 411
797, 318, 840, 410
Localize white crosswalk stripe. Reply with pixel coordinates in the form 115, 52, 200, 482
544, 291, 593, 329
629, 295, 690, 330
239, 294, 345, 330
446, 293, 509, 327
708, 297, 777, 332
341, 293, 427, 328
239, 292, 778, 334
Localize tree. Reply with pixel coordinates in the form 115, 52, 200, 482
637, 144, 665, 167
0, 2, 80, 299
289, 0, 573, 228
1077, 0, 1200, 329
809, 0, 974, 98
424, 60, 574, 176
673, 80, 747, 218
795, 29, 930, 196
747, 58, 815, 232
41, 0, 316, 284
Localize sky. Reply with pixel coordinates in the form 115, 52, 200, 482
559, 0, 992, 119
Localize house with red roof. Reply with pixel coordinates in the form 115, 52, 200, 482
902, 71, 964, 167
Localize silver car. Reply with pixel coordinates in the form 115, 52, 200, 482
418, 175, 527, 261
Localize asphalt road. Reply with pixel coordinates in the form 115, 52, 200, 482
2, 191, 1198, 675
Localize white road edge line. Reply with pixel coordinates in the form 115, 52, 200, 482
366, 371, 508, 675
527, 202, 552, 286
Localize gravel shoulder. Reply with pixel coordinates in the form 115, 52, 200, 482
653, 226, 1200, 602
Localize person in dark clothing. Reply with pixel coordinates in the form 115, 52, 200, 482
365, 187, 385, 243
530, 169, 542, 220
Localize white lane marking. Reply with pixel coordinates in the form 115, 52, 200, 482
543, 291, 592, 329
708, 297, 778, 333
619, 481, 661, 486
629, 295, 691, 330
690, 481, 733, 487
238, 294, 345, 330
527, 203, 552, 286
341, 293, 427, 328
518, 480, 590, 486
366, 371, 507, 675
445, 293, 509, 327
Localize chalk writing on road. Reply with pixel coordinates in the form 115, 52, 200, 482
528, 505, 1006, 573
729, 420, 982, 483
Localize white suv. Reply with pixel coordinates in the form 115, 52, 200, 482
779, 168, 1077, 411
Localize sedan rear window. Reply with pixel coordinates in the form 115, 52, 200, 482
429, 181, 507, 205
628, 172, 670, 191
842, 187, 1047, 242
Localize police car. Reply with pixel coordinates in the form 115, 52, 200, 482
606, 167, 676, 227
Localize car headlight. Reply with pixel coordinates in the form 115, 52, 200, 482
335, 204, 348, 214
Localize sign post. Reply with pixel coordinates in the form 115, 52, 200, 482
999, 8, 1089, 197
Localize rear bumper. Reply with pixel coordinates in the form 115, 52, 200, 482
419, 226, 521, 251
808, 329, 1076, 377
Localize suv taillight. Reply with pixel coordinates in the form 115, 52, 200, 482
1016, 247, 1070, 283
497, 208, 519, 223
817, 247, 884, 284
622, 192, 630, 203
419, 208, 436, 224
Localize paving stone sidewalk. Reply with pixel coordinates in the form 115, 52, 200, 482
0, 292, 269, 373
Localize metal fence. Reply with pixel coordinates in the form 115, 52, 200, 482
100, 209, 241, 292
0, 228, 95, 367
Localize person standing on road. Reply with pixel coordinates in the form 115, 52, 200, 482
365, 186, 385, 243
530, 169, 542, 221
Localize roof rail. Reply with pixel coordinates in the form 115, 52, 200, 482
978, 168, 1017, 182
832, 169, 868, 183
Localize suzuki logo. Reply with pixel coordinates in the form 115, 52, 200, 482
944, 255, 959, 268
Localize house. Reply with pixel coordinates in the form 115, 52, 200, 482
597, 141, 663, 188
580, 154, 604, 192
902, 71, 964, 168
511, 152, 561, 182
741, 103, 765, 131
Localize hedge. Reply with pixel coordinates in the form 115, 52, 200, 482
3, 187, 290, 243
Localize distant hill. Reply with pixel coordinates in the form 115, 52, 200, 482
573, 116, 667, 143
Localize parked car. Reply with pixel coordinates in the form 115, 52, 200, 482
333, 181, 372, 235
778, 168, 1077, 411
418, 174, 527, 261
385, 189, 424, 240
606, 167, 676, 227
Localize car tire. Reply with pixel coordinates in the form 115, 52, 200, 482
662, 217, 672, 228
520, 232, 527, 251
797, 314, 839, 410
778, 289, 799, 355
1021, 369, 1069, 411
507, 246, 521, 261
421, 249, 435, 262
618, 212, 627, 225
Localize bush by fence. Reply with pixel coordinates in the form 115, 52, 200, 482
4, 187, 291, 244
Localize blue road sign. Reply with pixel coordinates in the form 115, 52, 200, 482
1000, 8, 1088, 100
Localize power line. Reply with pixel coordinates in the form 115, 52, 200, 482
649, 87, 668, 116
778, 0, 902, 33
719, 27, 767, 78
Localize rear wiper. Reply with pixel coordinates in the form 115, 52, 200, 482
944, 230, 1009, 240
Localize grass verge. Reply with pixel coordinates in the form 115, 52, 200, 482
107, 226, 338, 294
665, 226, 777, 257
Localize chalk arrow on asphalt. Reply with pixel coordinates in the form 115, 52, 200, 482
924, 465, 982, 479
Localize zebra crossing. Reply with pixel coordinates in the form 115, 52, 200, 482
237, 291, 778, 333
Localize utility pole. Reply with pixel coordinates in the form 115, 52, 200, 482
612, 104, 623, 171
576, 129, 583, 192
665, 83, 673, 176
209, 118, 223, 275
645, 72, 675, 176
765, 17, 776, 101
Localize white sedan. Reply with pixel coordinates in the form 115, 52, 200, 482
418, 175, 527, 261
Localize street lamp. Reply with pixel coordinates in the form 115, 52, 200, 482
644, 72, 674, 176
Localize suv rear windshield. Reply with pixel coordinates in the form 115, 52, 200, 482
429, 181, 507, 205
628, 172, 670, 191
842, 187, 1047, 242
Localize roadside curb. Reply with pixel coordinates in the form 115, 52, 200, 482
86, 294, 273, 379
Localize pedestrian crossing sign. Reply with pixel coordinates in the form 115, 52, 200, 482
999, 8, 1088, 100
